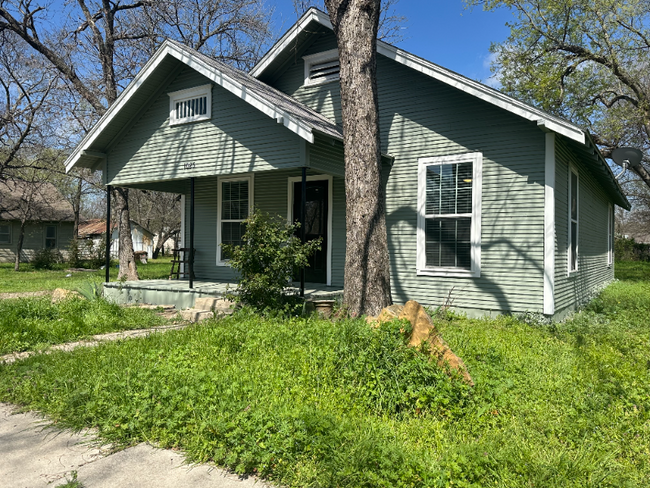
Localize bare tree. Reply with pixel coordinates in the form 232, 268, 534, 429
0, 0, 273, 280
323, 0, 392, 317
293, 0, 405, 43
129, 189, 181, 258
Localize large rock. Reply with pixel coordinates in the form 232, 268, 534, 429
51, 288, 81, 303
370, 300, 474, 386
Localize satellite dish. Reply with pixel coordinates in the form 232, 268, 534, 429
611, 147, 643, 168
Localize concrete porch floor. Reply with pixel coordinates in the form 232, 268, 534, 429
103, 279, 343, 309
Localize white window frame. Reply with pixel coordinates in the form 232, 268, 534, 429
417, 152, 482, 278
0, 223, 11, 244
286, 174, 334, 286
607, 203, 613, 267
168, 84, 212, 126
303, 49, 340, 86
216, 174, 254, 266
568, 165, 579, 275
45, 224, 57, 249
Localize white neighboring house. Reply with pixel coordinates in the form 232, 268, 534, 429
78, 219, 154, 259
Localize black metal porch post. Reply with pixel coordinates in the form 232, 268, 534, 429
189, 177, 195, 289
300, 167, 306, 298
105, 185, 111, 283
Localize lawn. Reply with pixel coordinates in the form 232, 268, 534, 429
0, 297, 170, 355
0, 256, 173, 293
0, 261, 648, 487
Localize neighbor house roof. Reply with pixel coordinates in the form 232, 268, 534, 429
78, 219, 153, 238
0, 180, 75, 222
64, 39, 342, 173
251, 8, 630, 210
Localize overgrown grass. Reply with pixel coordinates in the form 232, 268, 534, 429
614, 260, 650, 281
1, 272, 648, 487
0, 256, 173, 293
0, 297, 168, 354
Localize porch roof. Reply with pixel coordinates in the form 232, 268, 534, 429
65, 40, 342, 173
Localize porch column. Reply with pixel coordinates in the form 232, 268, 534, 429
189, 177, 195, 289
105, 185, 111, 283
300, 167, 306, 298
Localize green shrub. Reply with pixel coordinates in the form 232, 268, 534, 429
68, 238, 83, 268
86, 237, 107, 269
615, 236, 650, 261
32, 248, 62, 269
221, 209, 321, 312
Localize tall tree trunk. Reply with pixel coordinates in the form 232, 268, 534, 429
114, 187, 139, 280
14, 220, 26, 271
324, 0, 392, 317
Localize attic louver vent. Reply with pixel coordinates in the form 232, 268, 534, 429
303, 49, 340, 86
168, 84, 212, 126
309, 59, 340, 83
176, 96, 207, 120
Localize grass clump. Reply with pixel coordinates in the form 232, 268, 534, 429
0, 297, 167, 354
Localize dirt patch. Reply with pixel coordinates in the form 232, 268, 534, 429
0, 290, 50, 300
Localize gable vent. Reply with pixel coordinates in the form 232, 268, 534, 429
168, 84, 212, 126
303, 49, 340, 86
175, 96, 207, 120
309, 59, 340, 83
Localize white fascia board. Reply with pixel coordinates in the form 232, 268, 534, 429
250, 8, 586, 146
250, 8, 332, 78
66, 41, 316, 174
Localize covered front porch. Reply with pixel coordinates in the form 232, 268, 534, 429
104, 278, 344, 310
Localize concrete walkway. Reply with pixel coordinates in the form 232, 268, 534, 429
0, 403, 271, 488
0, 324, 189, 365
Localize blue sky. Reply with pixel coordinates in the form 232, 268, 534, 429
271, 1, 515, 85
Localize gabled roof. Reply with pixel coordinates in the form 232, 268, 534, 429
65, 39, 342, 173
251, 8, 630, 210
0, 180, 75, 222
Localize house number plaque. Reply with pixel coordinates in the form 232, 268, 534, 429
183, 161, 196, 170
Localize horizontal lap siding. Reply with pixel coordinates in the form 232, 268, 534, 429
380, 56, 545, 313
554, 137, 613, 315
184, 170, 346, 286
269, 32, 547, 314
0, 221, 73, 263
108, 66, 302, 186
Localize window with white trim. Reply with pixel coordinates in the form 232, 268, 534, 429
303, 49, 340, 86
0, 224, 10, 244
607, 204, 613, 266
417, 152, 482, 277
45, 225, 57, 249
168, 84, 212, 126
217, 176, 251, 263
568, 167, 579, 273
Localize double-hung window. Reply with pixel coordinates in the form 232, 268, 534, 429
0, 224, 10, 244
45, 225, 57, 249
568, 167, 579, 273
168, 84, 212, 126
417, 152, 482, 277
217, 176, 252, 264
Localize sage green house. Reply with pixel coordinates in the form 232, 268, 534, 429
65, 8, 629, 318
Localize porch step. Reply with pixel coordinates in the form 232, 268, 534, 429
194, 297, 235, 313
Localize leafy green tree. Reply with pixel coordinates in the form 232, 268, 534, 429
467, 0, 650, 187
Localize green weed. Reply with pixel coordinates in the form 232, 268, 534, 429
0, 297, 167, 354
